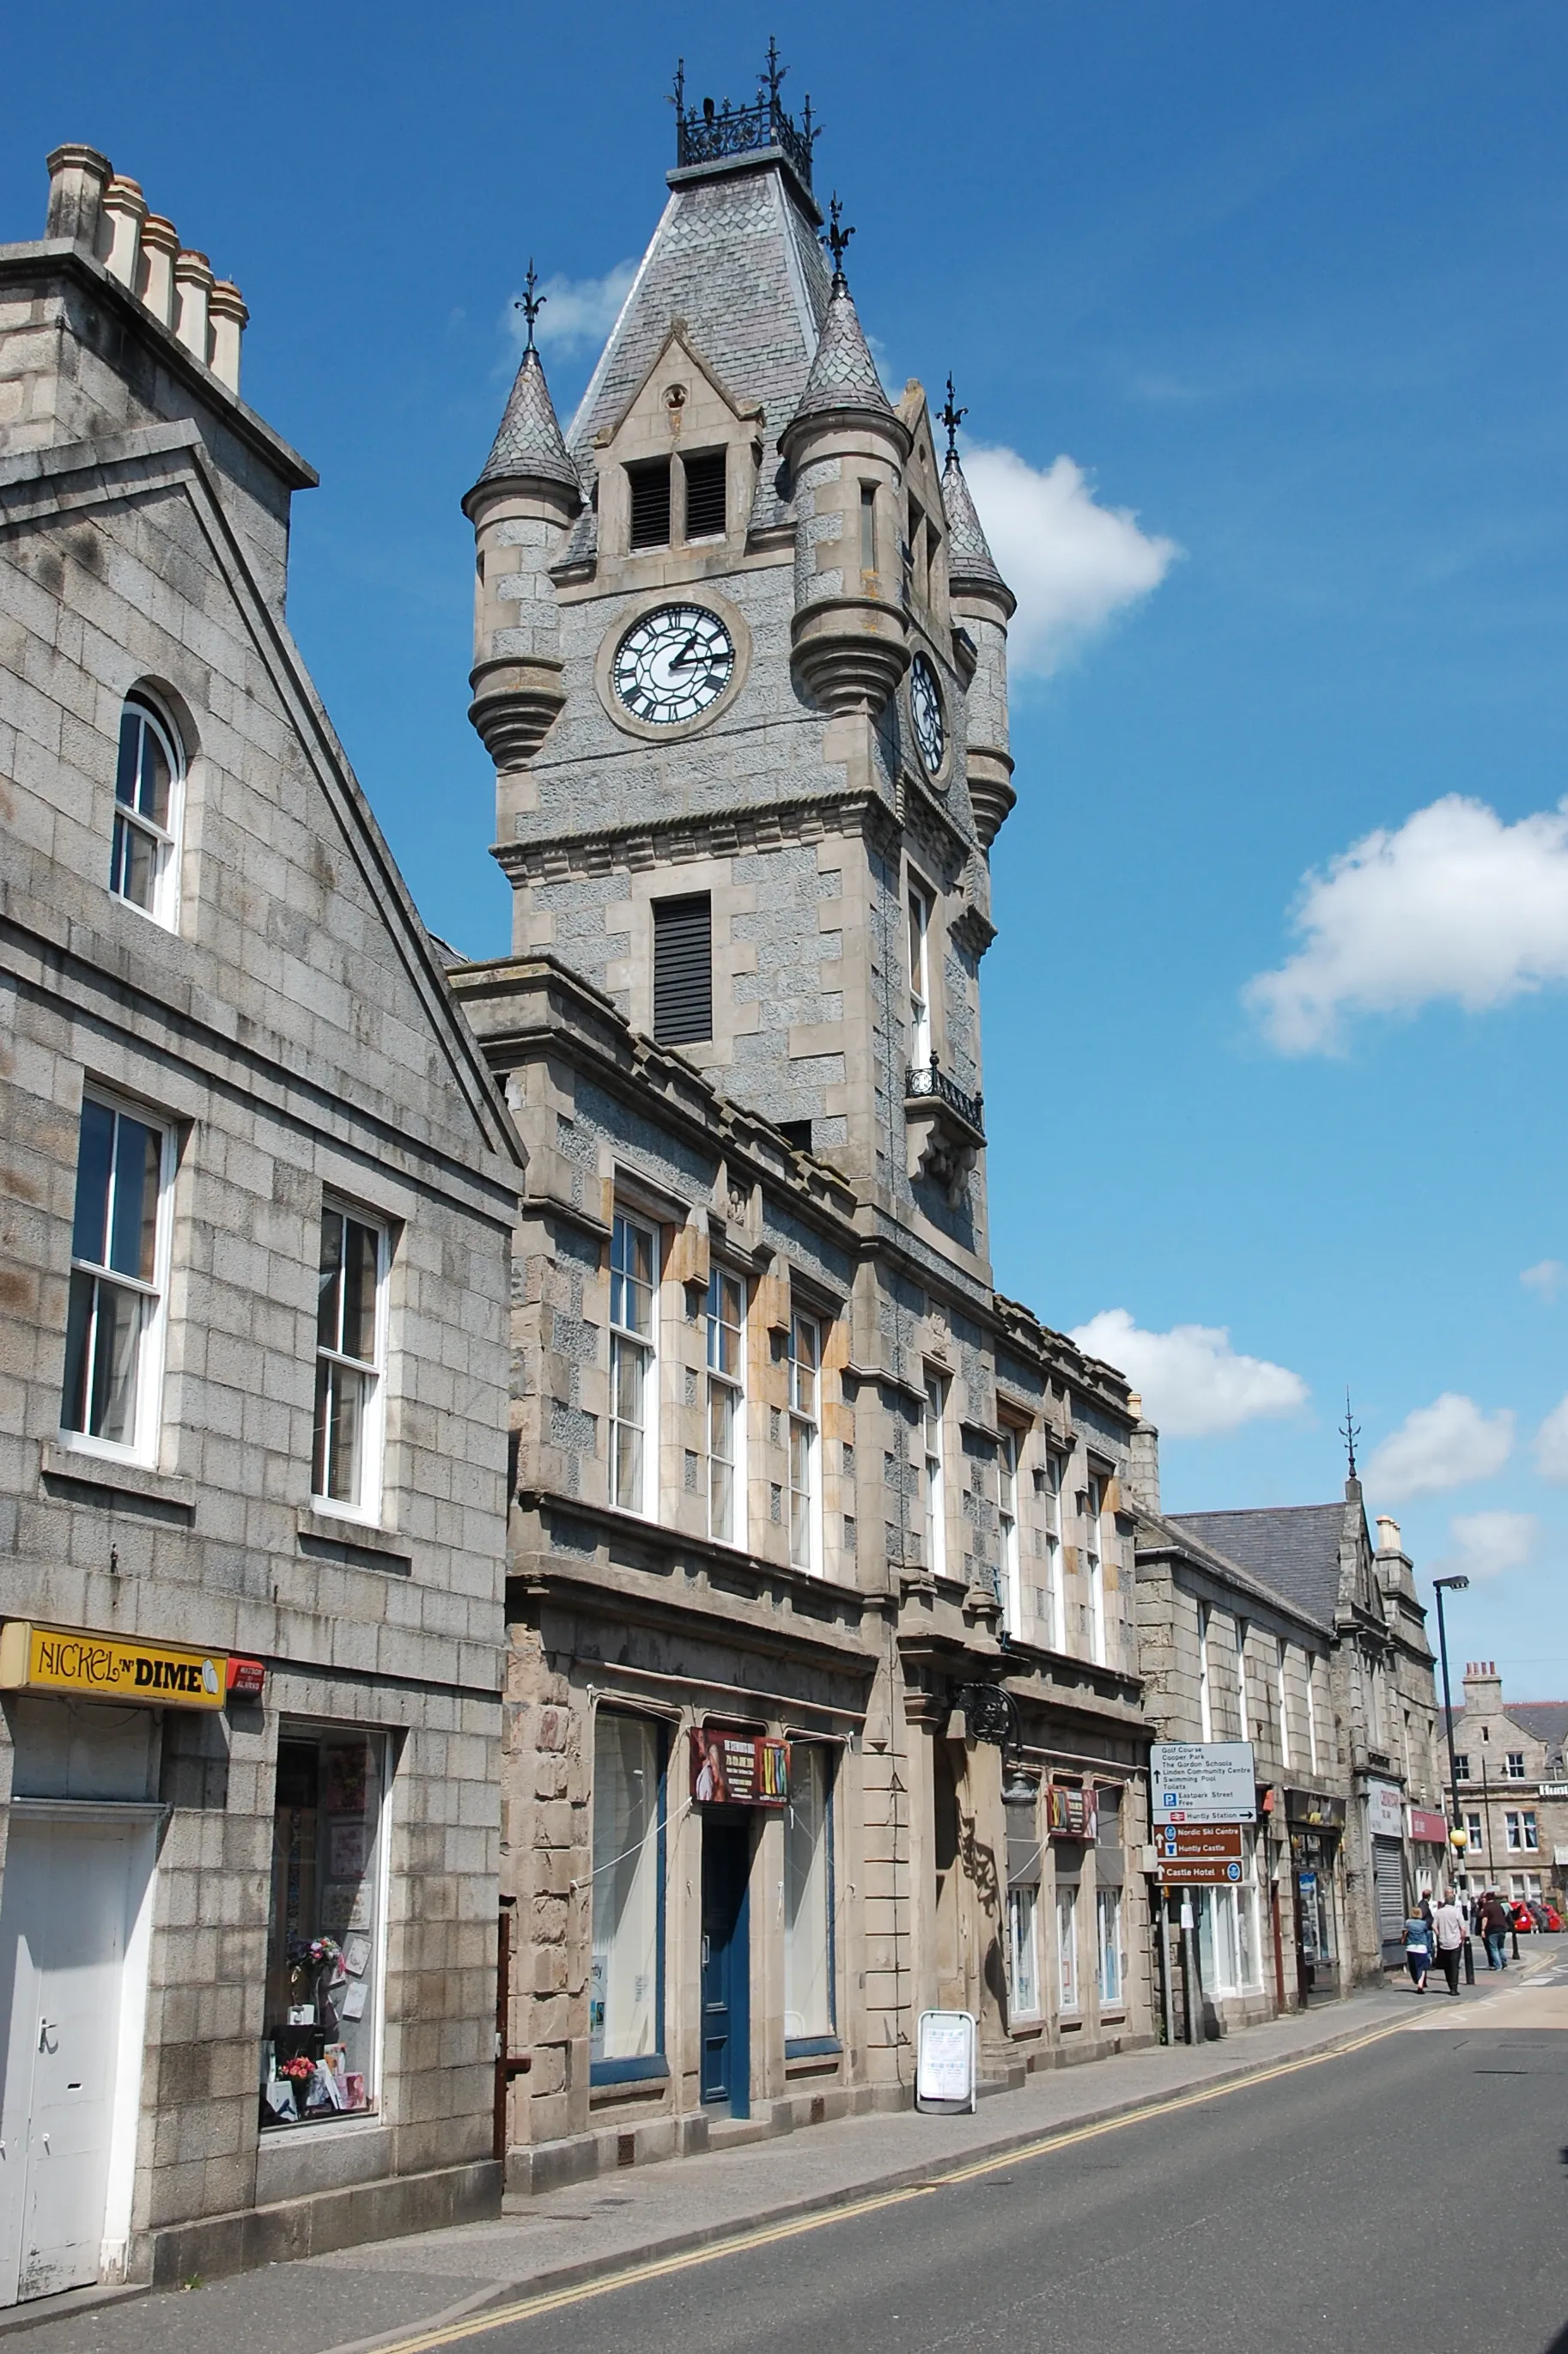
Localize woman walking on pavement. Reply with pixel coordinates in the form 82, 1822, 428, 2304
1432, 1890, 1467, 1996
1404, 1906, 1432, 1992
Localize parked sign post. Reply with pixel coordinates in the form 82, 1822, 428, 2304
1151, 1742, 1256, 1825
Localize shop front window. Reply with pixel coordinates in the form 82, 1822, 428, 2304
1292, 1830, 1337, 1963
1196, 1832, 1262, 1997
1056, 1880, 1079, 2012
1006, 1791, 1042, 2021
591, 1712, 665, 2079
1097, 1885, 1123, 2006
784, 1745, 835, 2047
262, 1727, 389, 2129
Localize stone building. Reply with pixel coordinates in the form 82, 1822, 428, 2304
1170, 1485, 1446, 1985
0, 148, 521, 2296
1446, 1662, 1568, 1911
451, 63, 1160, 2191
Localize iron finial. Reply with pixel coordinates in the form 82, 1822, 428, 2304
823, 192, 854, 287
671, 57, 686, 121
514, 259, 544, 355
762, 35, 787, 109
940, 374, 967, 462
1340, 1388, 1361, 1480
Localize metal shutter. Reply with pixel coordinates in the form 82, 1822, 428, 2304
684, 450, 727, 539
1372, 1836, 1407, 1962
629, 459, 672, 550
653, 895, 713, 1044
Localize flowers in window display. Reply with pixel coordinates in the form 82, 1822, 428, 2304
287, 1934, 343, 1974
278, 2054, 315, 2084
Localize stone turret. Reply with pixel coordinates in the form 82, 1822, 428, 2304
781, 259, 910, 715
941, 446, 1015, 848
463, 319, 582, 778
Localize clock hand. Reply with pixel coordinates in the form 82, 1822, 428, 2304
668, 631, 704, 671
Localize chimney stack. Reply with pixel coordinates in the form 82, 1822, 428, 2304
45, 144, 111, 247
98, 174, 147, 287
1376, 1514, 1401, 1553
42, 145, 246, 394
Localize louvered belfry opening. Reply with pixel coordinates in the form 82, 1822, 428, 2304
653, 894, 713, 1044
683, 450, 726, 540
628, 458, 672, 550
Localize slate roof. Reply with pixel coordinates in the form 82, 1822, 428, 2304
1170, 1505, 1350, 1624
1444, 1700, 1568, 1767
475, 345, 580, 495
1135, 1507, 1334, 1637
941, 450, 1007, 597
788, 276, 892, 427
560, 161, 834, 562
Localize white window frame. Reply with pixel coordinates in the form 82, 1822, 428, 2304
608, 1209, 659, 1520
1524, 1810, 1539, 1851
1454, 1753, 1471, 1782
705, 1266, 745, 1548
1304, 1651, 1320, 1773
1466, 1810, 1484, 1854
788, 1311, 822, 1576
109, 693, 185, 931
784, 1744, 835, 2045
907, 881, 933, 1072
922, 1371, 947, 1581
1006, 1883, 1040, 2020
1198, 1602, 1214, 1743
1505, 1751, 1527, 1780
1055, 1880, 1079, 2013
311, 1201, 391, 1524
1040, 1452, 1065, 1651
998, 1426, 1022, 1638
1277, 1638, 1292, 1770
1096, 1883, 1123, 2008
59, 1091, 175, 1469
1196, 1830, 1262, 1998
1235, 1616, 1251, 1742
1085, 1476, 1106, 1667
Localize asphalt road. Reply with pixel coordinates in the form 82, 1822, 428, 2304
430, 1983, 1568, 2354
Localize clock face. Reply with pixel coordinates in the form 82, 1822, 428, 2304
910, 654, 945, 776
611, 605, 735, 727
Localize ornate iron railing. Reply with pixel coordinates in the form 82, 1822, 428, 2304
673, 47, 817, 191
905, 1058, 984, 1138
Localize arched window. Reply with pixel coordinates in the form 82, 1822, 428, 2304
110, 693, 184, 926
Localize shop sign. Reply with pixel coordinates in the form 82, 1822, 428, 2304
690, 1730, 789, 1805
1151, 1741, 1256, 1824
1159, 1856, 1244, 1885
1365, 1780, 1405, 1840
1539, 1782, 1568, 1799
915, 2010, 976, 2114
1408, 1806, 1449, 1845
1155, 1823, 1244, 1883
1046, 1781, 1098, 1841
0, 1620, 227, 1708
1285, 1787, 1347, 1828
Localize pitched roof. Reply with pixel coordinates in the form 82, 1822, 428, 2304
474, 345, 580, 496
1135, 1506, 1334, 1637
1447, 1700, 1568, 1763
789, 277, 893, 428
1169, 1505, 1350, 1624
941, 450, 1008, 599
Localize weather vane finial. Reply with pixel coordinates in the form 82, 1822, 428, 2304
761, 35, 786, 109
940, 374, 968, 462
1340, 1388, 1361, 1480
514, 260, 545, 356
823, 192, 854, 287
671, 57, 686, 120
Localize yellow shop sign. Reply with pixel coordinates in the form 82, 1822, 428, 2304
0, 1621, 227, 1709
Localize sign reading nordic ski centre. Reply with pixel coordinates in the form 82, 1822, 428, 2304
1151, 1741, 1256, 1825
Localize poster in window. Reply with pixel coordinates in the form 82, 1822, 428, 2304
690, 1731, 789, 1805
325, 1746, 368, 1815
329, 1819, 368, 1878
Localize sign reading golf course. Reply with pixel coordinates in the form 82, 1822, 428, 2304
1151, 1741, 1256, 1825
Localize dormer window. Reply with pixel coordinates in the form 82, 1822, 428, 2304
629, 459, 672, 550
683, 449, 726, 539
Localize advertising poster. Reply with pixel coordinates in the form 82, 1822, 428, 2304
690, 1730, 790, 1805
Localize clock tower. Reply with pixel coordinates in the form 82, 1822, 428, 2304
463, 53, 1016, 1281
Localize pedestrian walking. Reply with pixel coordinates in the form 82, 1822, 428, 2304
1403, 1907, 1431, 1992
1432, 1892, 1466, 1996
1480, 1889, 1510, 1971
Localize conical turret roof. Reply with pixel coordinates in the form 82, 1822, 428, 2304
789, 277, 895, 429
476, 345, 580, 495
941, 448, 1009, 599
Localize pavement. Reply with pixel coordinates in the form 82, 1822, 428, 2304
7, 1953, 1567, 2354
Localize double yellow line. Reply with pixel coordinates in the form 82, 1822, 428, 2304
364, 2016, 1410, 2354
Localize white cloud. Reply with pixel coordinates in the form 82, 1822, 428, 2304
1535, 1396, 1568, 1481
1522, 1259, 1567, 1302
1069, 1307, 1308, 1439
507, 262, 638, 358
963, 446, 1180, 678
1246, 794, 1568, 1055
1435, 1510, 1537, 1583
1364, 1393, 1514, 1501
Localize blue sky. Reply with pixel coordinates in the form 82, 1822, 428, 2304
9, 0, 1568, 1693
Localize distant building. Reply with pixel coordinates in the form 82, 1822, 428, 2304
1446, 1663, 1568, 1910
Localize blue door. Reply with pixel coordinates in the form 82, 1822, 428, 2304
700, 1820, 751, 2114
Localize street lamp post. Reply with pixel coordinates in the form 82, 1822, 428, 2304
1432, 1573, 1474, 1985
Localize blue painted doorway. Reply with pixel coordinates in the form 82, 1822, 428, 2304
699, 1817, 751, 2115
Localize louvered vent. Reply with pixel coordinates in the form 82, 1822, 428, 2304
629, 459, 672, 550
684, 450, 726, 540
653, 895, 713, 1044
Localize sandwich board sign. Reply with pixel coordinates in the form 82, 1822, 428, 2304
915, 2010, 976, 2114
1151, 1741, 1256, 1825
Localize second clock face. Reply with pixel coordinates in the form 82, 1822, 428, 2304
611, 605, 736, 727
910, 654, 945, 776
